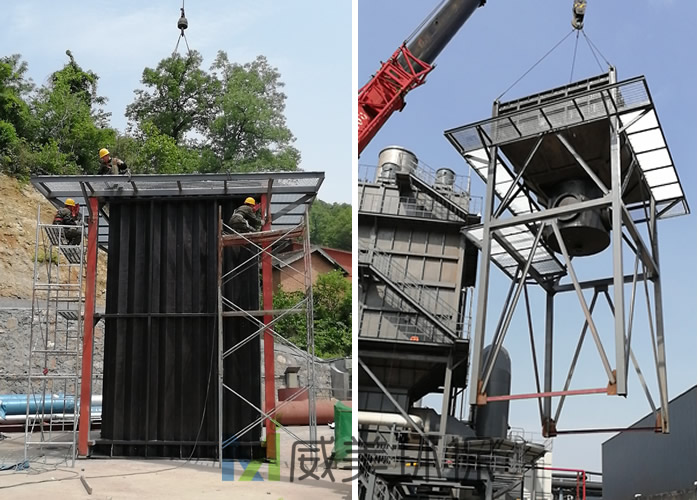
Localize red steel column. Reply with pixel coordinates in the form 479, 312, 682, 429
78, 197, 99, 456
260, 194, 276, 460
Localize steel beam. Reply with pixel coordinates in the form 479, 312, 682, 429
488, 196, 610, 231
78, 197, 98, 457
555, 133, 609, 195
550, 223, 615, 383
261, 193, 276, 460
543, 291, 554, 431
217, 211, 224, 466
493, 135, 544, 219
481, 224, 545, 389
487, 387, 608, 402
649, 198, 669, 432
620, 205, 659, 279
303, 207, 317, 453
553, 273, 647, 293
609, 67, 627, 395
468, 128, 498, 407
554, 292, 600, 423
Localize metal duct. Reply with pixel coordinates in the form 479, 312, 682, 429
474, 345, 511, 438
543, 178, 611, 256
358, 410, 424, 429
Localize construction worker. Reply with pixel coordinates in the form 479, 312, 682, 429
53, 199, 82, 245
98, 148, 129, 175
228, 197, 262, 233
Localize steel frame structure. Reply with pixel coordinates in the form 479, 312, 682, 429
29, 172, 324, 461
217, 198, 319, 465
445, 69, 689, 436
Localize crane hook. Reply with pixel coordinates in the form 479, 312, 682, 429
177, 7, 188, 32
572, 0, 586, 30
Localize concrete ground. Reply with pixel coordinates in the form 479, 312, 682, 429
0, 426, 353, 499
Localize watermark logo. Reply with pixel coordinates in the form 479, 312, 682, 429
222, 432, 281, 482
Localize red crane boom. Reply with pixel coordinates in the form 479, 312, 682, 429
358, 0, 486, 154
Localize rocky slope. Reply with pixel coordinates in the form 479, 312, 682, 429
0, 174, 107, 301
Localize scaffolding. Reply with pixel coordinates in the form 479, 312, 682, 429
24, 204, 86, 467
217, 201, 318, 465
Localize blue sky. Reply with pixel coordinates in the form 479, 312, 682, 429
1, 1, 351, 203
360, 0, 696, 473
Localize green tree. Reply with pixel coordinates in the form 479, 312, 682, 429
126, 51, 299, 173
273, 269, 351, 359
0, 54, 35, 139
0, 55, 36, 177
130, 121, 200, 174
126, 51, 219, 144
310, 200, 351, 250
208, 53, 300, 172
31, 51, 115, 174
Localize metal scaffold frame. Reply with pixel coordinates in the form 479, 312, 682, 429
445, 69, 689, 436
24, 204, 87, 467
216, 197, 317, 466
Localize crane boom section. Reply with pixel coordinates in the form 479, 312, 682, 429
358, 0, 485, 154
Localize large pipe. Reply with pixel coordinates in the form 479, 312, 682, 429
358, 411, 424, 429
0, 395, 102, 417
1, 412, 102, 425
404, 0, 485, 70
274, 400, 352, 426
474, 345, 511, 438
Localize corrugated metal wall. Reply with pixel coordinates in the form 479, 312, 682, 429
97, 198, 262, 459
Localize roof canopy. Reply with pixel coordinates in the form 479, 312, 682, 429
31, 172, 324, 250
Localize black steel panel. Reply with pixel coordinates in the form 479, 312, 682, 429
98, 197, 262, 459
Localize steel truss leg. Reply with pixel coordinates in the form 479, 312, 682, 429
78, 197, 98, 457
260, 193, 276, 461
469, 136, 499, 408
303, 207, 317, 453
543, 291, 554, 434
554, 291, 601, 424
481, 223, 545, 390
609, 72, 627, 395
217, 214, 224, 466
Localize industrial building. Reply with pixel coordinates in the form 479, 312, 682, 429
602, 386, 697, 499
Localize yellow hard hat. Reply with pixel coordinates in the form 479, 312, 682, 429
99, 148, 110, 159
245, 197, 256, 205
65, 198, 76, 207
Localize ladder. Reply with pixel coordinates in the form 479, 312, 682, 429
24, 205, 86, 467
